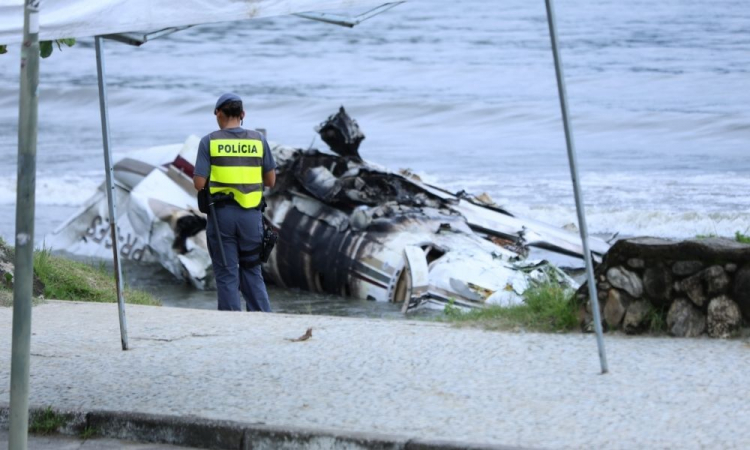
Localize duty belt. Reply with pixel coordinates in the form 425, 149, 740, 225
213, 194, 262, 210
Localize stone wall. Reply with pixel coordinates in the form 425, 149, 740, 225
576, 237, 750, 338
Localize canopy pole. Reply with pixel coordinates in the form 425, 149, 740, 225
9, 1, 41, 449
544, 0, 608, 373
94, 36, 129, 351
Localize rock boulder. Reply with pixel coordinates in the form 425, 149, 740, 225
672, 260, 704, 277
604, 289, 630, 328
704, 265, 730, 296
606, 266, 643, 298
667, 298, 706, 337
707, 296, 742, 339
643, 265, 672, 306
732, 264, 750, 318
623, 300, 651, 334
678, 272, 707, 308
608, 237, 750, 264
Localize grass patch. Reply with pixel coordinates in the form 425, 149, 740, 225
79, 426, 98, 440
695, 230, 750, 244
646, 305, 667, 333
439, 281, 578, 333
1, 241, 160, 307
29, 407, 66, 435
32, 247, 160, 305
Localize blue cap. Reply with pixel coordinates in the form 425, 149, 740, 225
215, 93, 242, 110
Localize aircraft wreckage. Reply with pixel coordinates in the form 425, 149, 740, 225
48, 108, 610, 312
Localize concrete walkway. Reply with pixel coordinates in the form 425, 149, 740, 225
1, 301, 749, 449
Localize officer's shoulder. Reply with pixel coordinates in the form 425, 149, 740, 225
243, 129, 265, 140
198, 134, 212, 148
206, 130, 224, 140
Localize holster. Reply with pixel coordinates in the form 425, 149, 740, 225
238, 198, 278, 268
260, 218, 278, 263
197, 188, 210, 214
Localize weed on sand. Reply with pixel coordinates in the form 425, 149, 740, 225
29, 407, 67, 435
438, 281, 578, 333
33, 247, 159, 305
79, 425, 98, 440
695, 230, 750, 244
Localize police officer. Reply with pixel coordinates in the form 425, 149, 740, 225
193, 93, 276, 312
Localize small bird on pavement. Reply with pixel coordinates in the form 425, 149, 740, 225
287, 327, 313, 342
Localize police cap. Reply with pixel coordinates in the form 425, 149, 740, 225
215, 93, 243, 110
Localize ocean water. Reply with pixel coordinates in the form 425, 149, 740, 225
0, 0, 748, 309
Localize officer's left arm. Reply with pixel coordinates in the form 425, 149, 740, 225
193, 136, 211, 191
262, 170, 275, 188
261, 137, 277, 189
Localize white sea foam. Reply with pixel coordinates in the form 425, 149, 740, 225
439, 170, 750, 239
0, 176, 101, 206
509, 205, 750, 240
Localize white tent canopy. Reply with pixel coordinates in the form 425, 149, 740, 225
0, 0, 388, 44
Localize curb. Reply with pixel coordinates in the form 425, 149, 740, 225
0, 404, 533, 450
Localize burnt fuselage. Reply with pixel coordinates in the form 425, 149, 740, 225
260, 144, 535, 306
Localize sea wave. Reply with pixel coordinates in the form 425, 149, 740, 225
0, 176, 101, 206
436, 170, 750, 239
508, 204, 750, 240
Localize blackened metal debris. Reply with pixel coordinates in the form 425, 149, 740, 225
315, 106, 365, 161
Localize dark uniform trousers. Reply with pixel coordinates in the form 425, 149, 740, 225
206, 203, 271, 312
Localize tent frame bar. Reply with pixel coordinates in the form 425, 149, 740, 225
295, 2, 404, 28
103, 26, 193, 46
94, 36, 129, 351
101, 2, 403, 47
545, 0, 608, 373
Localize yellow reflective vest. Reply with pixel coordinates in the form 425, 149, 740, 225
208, 129, 264, 208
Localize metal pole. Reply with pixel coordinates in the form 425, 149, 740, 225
94, 36, 129, 351
544, 0, 608, 374
9, 1, 41, 448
